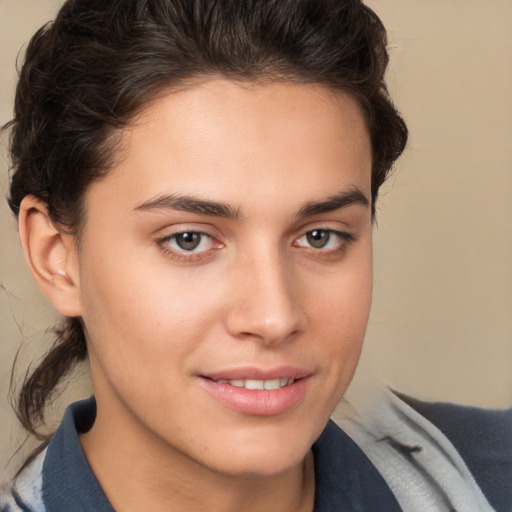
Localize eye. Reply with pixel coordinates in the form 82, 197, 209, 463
161, 231, 215, 254
305, 229, 331, 249
294, 229, 355, 252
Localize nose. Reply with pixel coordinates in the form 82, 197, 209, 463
224, 249, 305, 345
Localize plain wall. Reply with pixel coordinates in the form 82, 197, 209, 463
361, 0, 512, 407
1, 0, 511, 478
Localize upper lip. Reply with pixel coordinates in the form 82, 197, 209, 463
201, 366, 313, 382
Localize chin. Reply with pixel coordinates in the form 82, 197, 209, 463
192, 422, 320, 478
207, 446, 310, 479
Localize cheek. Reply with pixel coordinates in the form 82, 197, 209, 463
310, 241, 373, 324
307, 247, 373, 371
78, 244, 221, 378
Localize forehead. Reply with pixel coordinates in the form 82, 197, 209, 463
87, 79, 372, 217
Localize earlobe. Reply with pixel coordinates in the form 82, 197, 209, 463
18, 195, 82, 318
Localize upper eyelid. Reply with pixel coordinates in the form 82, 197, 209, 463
156, 226, 353, 241
154, 219, 356, 240
295, 228, 354, 241
155, 223, 219, 239
293, 216, 353, 231
295, 224, 354, 238
160, 229, 213, 239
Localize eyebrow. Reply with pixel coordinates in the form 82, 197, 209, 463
296, 188, 369, 218
134, 194, 241, 219
133, 187, 369, 220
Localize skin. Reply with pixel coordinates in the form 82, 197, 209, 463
21, 79, 373, 511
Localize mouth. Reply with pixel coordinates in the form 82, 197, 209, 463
211, 378, 295, 390
199, 371, 310, 416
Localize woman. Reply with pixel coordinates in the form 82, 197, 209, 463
0, 1, 506, 511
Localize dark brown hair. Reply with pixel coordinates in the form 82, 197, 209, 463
6, 0, 407, 440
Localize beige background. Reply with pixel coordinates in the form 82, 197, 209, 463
1, 0, 511, 477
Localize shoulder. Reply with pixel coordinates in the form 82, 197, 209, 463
400, 393, 512, 512
0, 448, 47, 512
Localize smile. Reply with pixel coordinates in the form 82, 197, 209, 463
200, 373, 310, 416
214, 378, 295, 390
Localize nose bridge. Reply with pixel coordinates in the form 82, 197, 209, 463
226, 242, 303, 344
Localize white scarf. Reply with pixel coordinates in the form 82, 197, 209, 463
332, 387, 495, 512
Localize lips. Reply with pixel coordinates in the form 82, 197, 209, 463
199, 367, 311, 416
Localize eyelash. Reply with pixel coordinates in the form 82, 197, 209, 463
157, 231, 220, 262
157, 228, 356, 262
293, 229, 356, 256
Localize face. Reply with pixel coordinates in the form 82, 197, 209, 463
75, 79, 373, 477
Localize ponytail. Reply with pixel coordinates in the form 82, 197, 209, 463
14, 318, 87, 441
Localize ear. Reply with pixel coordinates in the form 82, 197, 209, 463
18, 195, 82, 317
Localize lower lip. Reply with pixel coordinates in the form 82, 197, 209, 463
199, 377, 310, 416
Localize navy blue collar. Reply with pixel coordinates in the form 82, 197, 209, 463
42, 398, 114, 511
312, 420, 401, 511
42, 397, 401, 512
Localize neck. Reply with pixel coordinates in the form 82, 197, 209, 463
79, 399, 315, 512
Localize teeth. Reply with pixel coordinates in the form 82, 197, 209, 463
245, 379, 264, 390
263, 379, 280, 390
216, 378, 294, 390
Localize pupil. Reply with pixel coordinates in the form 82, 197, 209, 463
177, 232, 200, 250
307, 230, 329, 248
